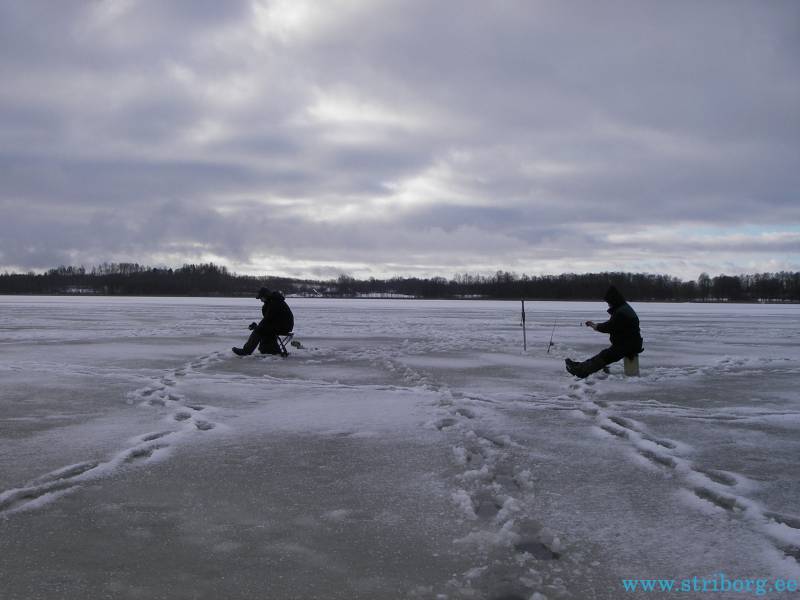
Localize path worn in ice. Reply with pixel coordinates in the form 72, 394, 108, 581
1, 297, 799, 599
565, 376, 800, 564
0, 351, 225, 515
365, 347, 800, 597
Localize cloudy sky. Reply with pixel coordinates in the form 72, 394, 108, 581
1, 0, 798, 280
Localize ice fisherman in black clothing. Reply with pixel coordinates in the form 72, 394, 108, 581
565, 285, 643, 378
232, 288, 294, 356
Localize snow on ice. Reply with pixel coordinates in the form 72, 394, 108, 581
0, 296, 799, 599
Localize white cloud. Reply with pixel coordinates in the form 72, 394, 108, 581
0, 0, 798, 278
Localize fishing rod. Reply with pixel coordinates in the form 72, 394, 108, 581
547, 319, 556, 353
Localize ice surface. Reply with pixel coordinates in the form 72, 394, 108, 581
1, 296, 799, 599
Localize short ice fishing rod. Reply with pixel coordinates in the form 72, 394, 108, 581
547, 319, 556, 353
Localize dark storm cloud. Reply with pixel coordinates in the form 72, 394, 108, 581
1, 0, 798, 278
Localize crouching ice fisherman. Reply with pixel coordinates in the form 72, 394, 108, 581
565, 285, 643, 378
233, 288, 294, 356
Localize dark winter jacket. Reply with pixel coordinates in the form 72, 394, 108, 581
258, 291, 294, 334
595, 286, 643, 357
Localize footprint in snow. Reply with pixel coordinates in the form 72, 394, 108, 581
471, 490, 504, 519
514, 540, 561, 560
123, 444, 168, 464
608, 416, 678, 449
692, 486, 745, 512
638, 448, 678, 469
435, 418, 458, 430
33, 461, 100, 484
695, 468, 738, 487
455, 408, 476, 419
764, 511, 800, 530
141, 431, 173, 442
599, 424, 629, 440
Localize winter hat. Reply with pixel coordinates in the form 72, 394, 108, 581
256, 287, 271, 299
603, 285, 625, 307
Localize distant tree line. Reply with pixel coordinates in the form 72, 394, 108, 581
0, 263, 311, 298
1, 263, 799, 302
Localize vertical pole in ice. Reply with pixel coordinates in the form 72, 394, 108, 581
521, 298, 527, 352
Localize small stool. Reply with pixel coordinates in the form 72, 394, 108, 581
276, 333, 294, 358
624, 355, 640, 376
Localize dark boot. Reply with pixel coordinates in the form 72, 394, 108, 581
565, 356, 606, 379
565, 358, 579, 376
232, 347, 248, 356
240, 330, 261, 355
565, 358, 587, 378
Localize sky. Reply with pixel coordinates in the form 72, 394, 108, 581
1, 0, 798, 281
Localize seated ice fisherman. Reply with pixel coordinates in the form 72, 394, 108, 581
232, 288, 294, 356
565, 285, 643, 378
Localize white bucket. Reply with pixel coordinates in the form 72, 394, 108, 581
624, 355, 640, 376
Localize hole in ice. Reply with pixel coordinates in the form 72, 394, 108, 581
490, 594, 527, 600
514, 540, 560, 560
173, 412, 192, 421
194, 420, 215, 431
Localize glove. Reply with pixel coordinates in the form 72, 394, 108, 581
249, 322, 258, 330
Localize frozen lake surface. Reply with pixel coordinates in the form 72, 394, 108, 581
1, 296, 799, 599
